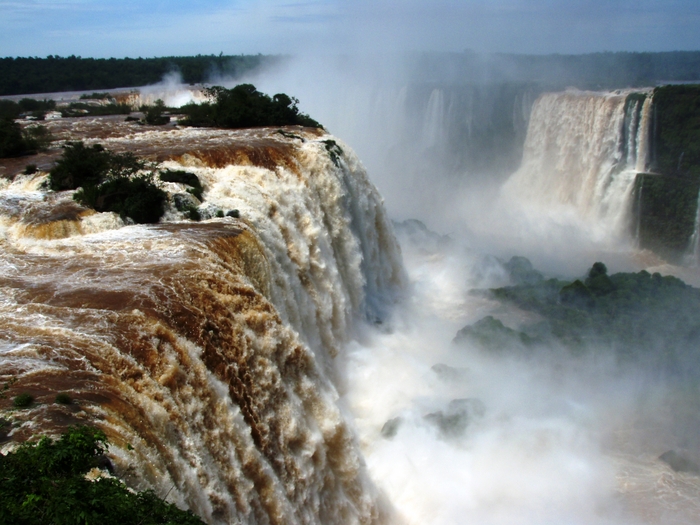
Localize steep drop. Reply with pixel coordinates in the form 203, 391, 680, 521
502, 90, 652, 245
0, 127, 405, 524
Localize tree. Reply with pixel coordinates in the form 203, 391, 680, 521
0, 426, 205, 525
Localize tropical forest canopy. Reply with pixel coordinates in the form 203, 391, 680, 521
0, 54, 275, 96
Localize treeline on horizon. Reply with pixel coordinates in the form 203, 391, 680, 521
0, 54, 277, 96
413, 50, 700, 89
4, 51, 700, 97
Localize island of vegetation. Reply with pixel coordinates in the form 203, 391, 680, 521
0, 426, 205, 525
459, 257, 700, 374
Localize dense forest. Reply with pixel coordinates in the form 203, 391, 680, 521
0, 54, 275, 96
3, 51, 700, 97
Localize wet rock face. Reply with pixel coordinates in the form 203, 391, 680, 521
659, 450, 700, 475
381, 417, 403, 439
424, 398, 486, 439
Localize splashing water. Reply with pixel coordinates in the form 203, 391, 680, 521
0, 127, 404, 525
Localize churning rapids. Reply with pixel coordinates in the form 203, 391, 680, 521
1, 87, 699, 525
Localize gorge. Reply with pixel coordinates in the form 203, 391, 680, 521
2, 75, 700, 525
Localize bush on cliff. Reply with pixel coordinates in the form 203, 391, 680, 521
0, 426, 205, 525
0, 119, 53, 158
49, 142, 167, 224
179, 84, 322, 129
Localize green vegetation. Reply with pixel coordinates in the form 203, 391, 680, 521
143, 100, 170, 126
54, 393, 72, 405
321, 139, 343, 167
625, 85, 700, 259
60, 102, 132, 118
634, 173, 700, 259
463, 259, 700, 371
79, 93, 110, 100
12, 393, 34, 409
49, 142, 167, 224
652, 85, 700, 177
0, 54, 272, 96
159, 169, 203, 201
0, 99, 56, 120
0, 426, 205, 524
179, 84, 321, 129
0, 119, 53, 158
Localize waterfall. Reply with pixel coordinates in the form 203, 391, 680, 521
501, 89, 653, 243
686, 188, 700, 265
422, 89, 446, 149
0, 128, 405, 524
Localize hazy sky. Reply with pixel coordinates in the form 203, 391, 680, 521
2, 0, 700, 58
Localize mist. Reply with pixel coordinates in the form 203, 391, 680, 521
122, 41, 700, 523
229, 50, 700, 524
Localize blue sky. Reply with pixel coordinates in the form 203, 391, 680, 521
2, 0, 700, 58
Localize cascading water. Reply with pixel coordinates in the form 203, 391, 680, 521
0, 127, 405, 525
685, 189, 700, 265
501, 89, 653, 245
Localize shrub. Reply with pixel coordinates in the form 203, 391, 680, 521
0, 426, 205, 524
50, 142, 168, 224
48, 142, 112, 191
185, 205, 201, 221
0, 118, 27, 158
54, 393, 72, 404
75, 174, 167, 224
13, 393, 34, 408
159, 169, 200, 188
61, 102, 132, 118
23, 124, 53, 151
80, 92, 110, 100
144, 99, 170, 125
24, 164, 37, 175
160, 169, 203, 200
179, 83, 322, 129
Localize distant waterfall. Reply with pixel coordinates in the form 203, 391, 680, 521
502, 90, 653, 242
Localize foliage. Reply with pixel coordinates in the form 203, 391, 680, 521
60, 102, 132, 118
0, 119, 52, 158
159, 170, 203, 201
74, 174, 167, 224
0, 426, 205, 525
473, 261, 700, 370
48, 142, 112, 191
179, 84, 322, 129
0, 118, 27, 157
634, 173, 700, 259
321, 139, 343, 167
0, 54, 273, 96
13, 393, 34, 408
159, 169, 200, 188
652, 85, 700, 176
54, 393, 72, 405
454, 316, 537, 353
79, 93, 110, 100
23, 125, 53, 151
50, 142, 167, 224
143, 100, 170, 126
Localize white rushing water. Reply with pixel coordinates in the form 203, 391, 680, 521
500, 90, 653, 248
3, 84, 699, 525
0, 128, 404, 525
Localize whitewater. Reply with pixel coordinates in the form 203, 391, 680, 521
1, 83, 700, 525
